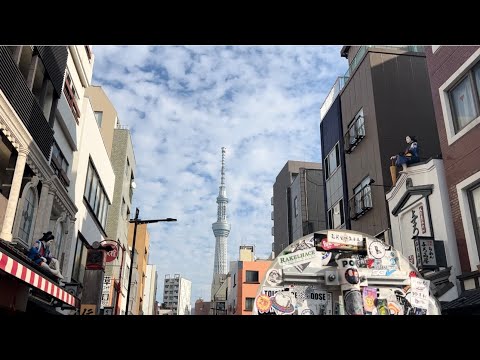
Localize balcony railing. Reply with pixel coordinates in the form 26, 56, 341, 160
0, 47, 54, 160
344, 45, 424, 80
349, 185, 372, 220
344, 116, 365, 153
320, 76, 348, 121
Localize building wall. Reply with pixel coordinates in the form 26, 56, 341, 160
238, 260, 271, 315
66, 97, 115, 280
178, 277, 191, 315
321, 96, 350, 229
127, 222, 149, 314
290, 168, 326, 240
84, 86, 117, 157
341, 49, 440, 237
386, 159, 461, 301
142, 264, 157, 315
194, 299, 210, 315
425, 46, 480, 272
273, 161, 322, 256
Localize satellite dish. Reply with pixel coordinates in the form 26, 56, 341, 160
131, 181, 136, 189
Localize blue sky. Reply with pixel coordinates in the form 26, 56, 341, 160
92, 45, 348, 308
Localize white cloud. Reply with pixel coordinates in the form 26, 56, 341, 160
92, 45, 348, 309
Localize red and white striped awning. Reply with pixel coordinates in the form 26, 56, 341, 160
0, 249, 77, 308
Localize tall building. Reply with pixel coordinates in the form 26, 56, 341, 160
127, 222, 149, 314
84, 85, 136, 315
226, 245, 271, 315
423, 46, 480, 309
321, 46, 441, 240
211, 148, 230, 306
163, 274, 192, 315
212, 147, 230, 276
320, 77, 350, 230
272, 161, 325, 257
142, 264, 157, 315
0, 46, 81, 313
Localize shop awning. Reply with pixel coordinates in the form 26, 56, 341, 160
0, 247, 78, 308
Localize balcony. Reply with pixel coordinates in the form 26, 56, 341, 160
344, 116, 365, 154
320, 76, 348, 121
0, 47, 54, 160
349, 186, 372, 220
344, 46, 424, 80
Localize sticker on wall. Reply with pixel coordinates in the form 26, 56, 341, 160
375, 298, 390, 315
344, 290, 364, 315
265, 269, 283, 286
368, 240, 387, 259
410, 277, 430, 310
345, 268, 360, 285
256, 294, 273, 314
277, 247, 316, 269
294, 286, 333, 315
271, 291, 296, 315
362, 287, 377, 314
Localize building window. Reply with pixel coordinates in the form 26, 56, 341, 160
468, 183, 480, 257
126, 158, 130, 177
345, 108, 365, 153
94, 111, 103, 128
294, 196, 298, 217
83, 159, 110, 229
448, 62, 480, 134
324, 143, 340, 180
71, 234, 88, 283
245, 298, 255, 311
122, 198, 126, 219
245, 270, 259, 283
328, 199, 345, 229
64, 71, 81, 120
18, 188, 36, 244
233, 273, 236, 287
51, 142, 70, 187
351, 176, 372, 219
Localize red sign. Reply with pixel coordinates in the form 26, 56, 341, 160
100, 240, 119, 263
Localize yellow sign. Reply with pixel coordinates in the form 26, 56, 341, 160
80, 304, 97, 315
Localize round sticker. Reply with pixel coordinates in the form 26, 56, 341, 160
256, 295, 272, 313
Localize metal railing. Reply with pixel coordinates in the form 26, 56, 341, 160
349, 185, 372, 220
344, 115, 366, 153
320, 76, 348, 120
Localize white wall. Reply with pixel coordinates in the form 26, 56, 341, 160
64, 96, 115, 280
386, 159, 461, 301
178, 278, 192, 315
142, 264, 157, 315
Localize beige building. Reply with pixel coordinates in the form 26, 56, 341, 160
127, 222, 149, 314
84, 85, 136, 315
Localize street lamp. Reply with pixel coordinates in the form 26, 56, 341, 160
125, 207, 177, 315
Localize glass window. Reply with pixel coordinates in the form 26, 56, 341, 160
245, 298, 255, 311
84, 164, 93, 200
354, 177, 372, 214
450, 76, 478, 132
18, 188, 36, 243
469, 184, 480, 257
245, 270, 259, 283
474, 64, 480, 102
72, 236, 87, 283
94, 111, 103, 128
89, 168, 98, 206
325, 143, 340, 179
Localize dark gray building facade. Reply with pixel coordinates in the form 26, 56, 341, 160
272, 161, 326, 257
320, 79, 350, 231
338, 46, 441, 239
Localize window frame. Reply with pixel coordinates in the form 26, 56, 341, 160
327, 198, 345, 229
467, 181, 480, 260
83, 158, 110, 230
71, 233, 88, 283
345, 108, 365, 154
245, 297, 255, 311
245, 270, 259, 283
324, 142, 341, 180
439, 49, 480, 146
351, 176, 373, 219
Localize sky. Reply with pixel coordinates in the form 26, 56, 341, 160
91, 45, 348, 308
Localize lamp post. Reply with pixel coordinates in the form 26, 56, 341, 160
125, 207, 177, 315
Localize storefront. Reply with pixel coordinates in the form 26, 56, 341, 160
0, 240, 78, 313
